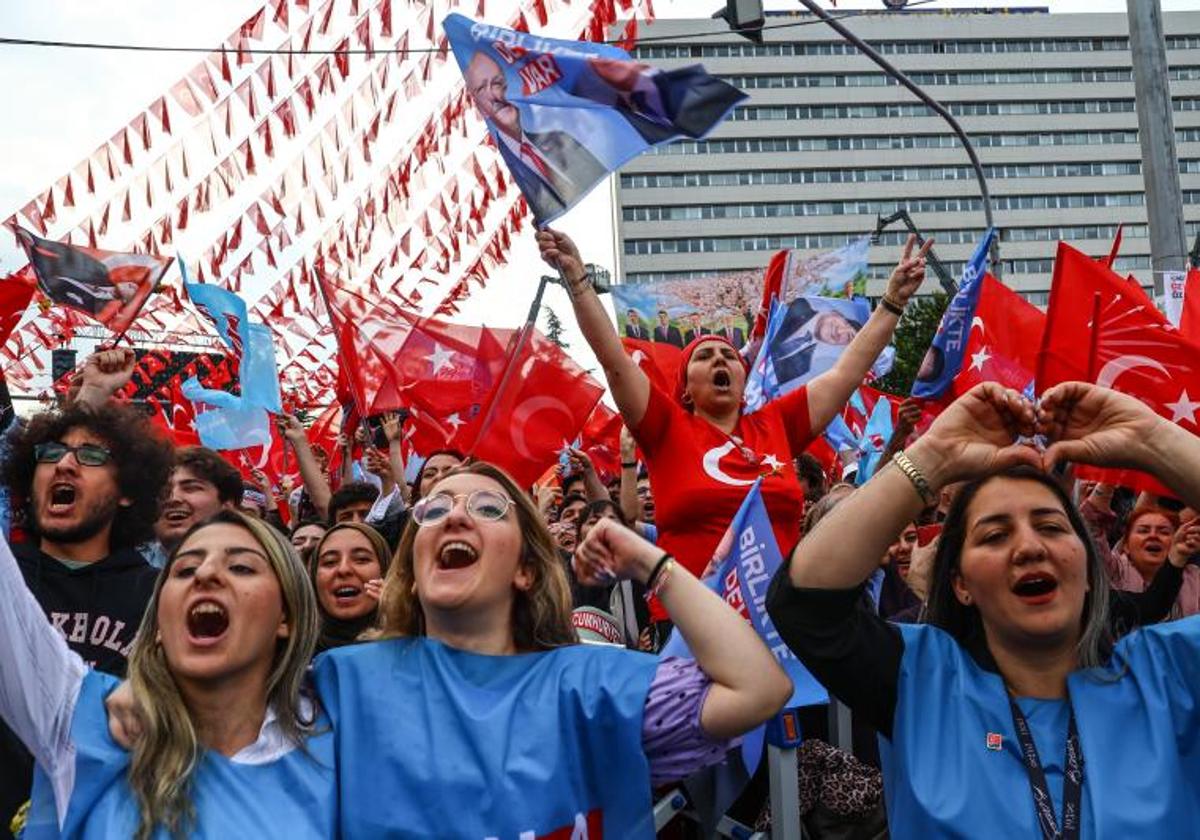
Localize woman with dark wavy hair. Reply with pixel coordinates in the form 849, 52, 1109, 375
769, 381, 1200, 837
314, 459, 792, 838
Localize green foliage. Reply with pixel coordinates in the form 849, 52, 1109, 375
541, 305, 569, 350
873, 292, 949, 397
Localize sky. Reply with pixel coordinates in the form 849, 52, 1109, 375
1, 0, 1198, 397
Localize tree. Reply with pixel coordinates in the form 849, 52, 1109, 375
541, 305, 569, 350
872, 292, 948, 397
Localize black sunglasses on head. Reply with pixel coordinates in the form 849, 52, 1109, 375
34, 442, 113, 467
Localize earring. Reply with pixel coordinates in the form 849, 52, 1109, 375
962, 594, 972, 605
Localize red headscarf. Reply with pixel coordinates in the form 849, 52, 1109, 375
673, 335, 750, 410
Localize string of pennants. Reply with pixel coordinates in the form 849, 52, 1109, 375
1, 0, 650, 407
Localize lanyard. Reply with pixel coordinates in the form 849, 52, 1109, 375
1007, 695, 1083, 840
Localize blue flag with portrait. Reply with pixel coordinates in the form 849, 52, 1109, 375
911, 228, 997, 399
745, 295, 875, 413
444, 13, 746, 224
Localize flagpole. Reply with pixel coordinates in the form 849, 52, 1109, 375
311, 260, 372, 427
468, 272, 552, 464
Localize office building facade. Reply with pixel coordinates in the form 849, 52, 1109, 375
615, 8, 1200, 302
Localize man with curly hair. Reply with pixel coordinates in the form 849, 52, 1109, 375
0, 349, 174, 838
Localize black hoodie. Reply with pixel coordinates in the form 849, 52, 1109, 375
1, 541, 159, 838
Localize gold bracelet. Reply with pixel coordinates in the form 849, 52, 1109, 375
644, 557, 676, 602
892, 450, 936, 506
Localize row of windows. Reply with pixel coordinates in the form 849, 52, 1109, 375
622, 254, 1156, 287
620, 159, 1184, 189
725, 68, 1200, 89
729, 97, 1200, 122
622, 192, 1161, 223
624, 224, 1153, 255
633, 35, 1199, 61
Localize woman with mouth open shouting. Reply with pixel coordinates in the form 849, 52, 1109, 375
768, 381, 1200, 837
1, 509, 333, 838
308, 521, 390, 653
312, 460, 792, 838
539, 228, 932, 646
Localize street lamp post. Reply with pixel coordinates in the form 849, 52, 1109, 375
792, 0, 1000, 274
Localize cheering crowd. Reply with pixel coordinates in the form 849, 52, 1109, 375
1, 229, 1200, 839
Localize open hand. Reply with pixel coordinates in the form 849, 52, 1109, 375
911, 382, 1041, 486
1037, 381, 1167, 474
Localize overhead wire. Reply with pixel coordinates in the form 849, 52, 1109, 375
0, 2, 940, 56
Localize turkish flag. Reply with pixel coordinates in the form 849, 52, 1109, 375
471, 329, 605, 487
621, 337, 681, 395
579, 402, 622, 479
0, 266, 36, 347
951, 273, 1044, 398
1181, 268, 1200, 342
1039, 242, 1200, 494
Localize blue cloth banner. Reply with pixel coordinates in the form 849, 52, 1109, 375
745, 295, 872, 413
180, 261, 282, 450
855, 394, 894, 485
184, 277, 248, 364
444, 13, 746, 224
662, 481, 828, 770
911, 228, 997, 399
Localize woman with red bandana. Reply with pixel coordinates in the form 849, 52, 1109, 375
538, 229, 931, 643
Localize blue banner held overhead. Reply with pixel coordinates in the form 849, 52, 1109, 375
662, 480, 828, 772
444, 13, 746, 224
911, 228, 998, 399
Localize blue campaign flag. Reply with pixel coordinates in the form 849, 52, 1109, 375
911, 228, 997, 399
823, 412, 857, 454
184, 277, 248, 365
855, 394, 894, 485
444, 14, 745, 224
661, 481, 828, 772
744, 294, 873, 414
241, 323, 282, 414
180, 377, 273, 452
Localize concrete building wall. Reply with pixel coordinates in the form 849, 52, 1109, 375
614, 9, 1200, 302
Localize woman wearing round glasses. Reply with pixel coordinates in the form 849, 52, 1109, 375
1, 509, 334, 838
312, 460, 792, 837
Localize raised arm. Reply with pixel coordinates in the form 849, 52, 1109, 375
791, 383, 1041, 590
567, 448, 610, 502
69, 348, 136, 409
0, 534, 86, 821
277, 414, 332, 519
805, 236, 932, 434
618, 426, 641, 523
536, 229, 651, 428
575, 519, 791, 739
1039, 382, 1200, 511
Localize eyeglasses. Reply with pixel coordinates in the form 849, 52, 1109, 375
412, 490, 513, 526
34, 442, 113, 467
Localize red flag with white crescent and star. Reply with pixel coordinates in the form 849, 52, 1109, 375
621, 336, 681, 395
470, 329, 604, 487
952, 273, 1045, 397
1038, 241, 1200, 494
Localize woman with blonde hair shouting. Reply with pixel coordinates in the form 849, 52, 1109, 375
314, 460, 791, 838
5, 510, 331, 838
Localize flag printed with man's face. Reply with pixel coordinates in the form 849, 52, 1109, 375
445, 13, 746, 223
14, 226, 170, 332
